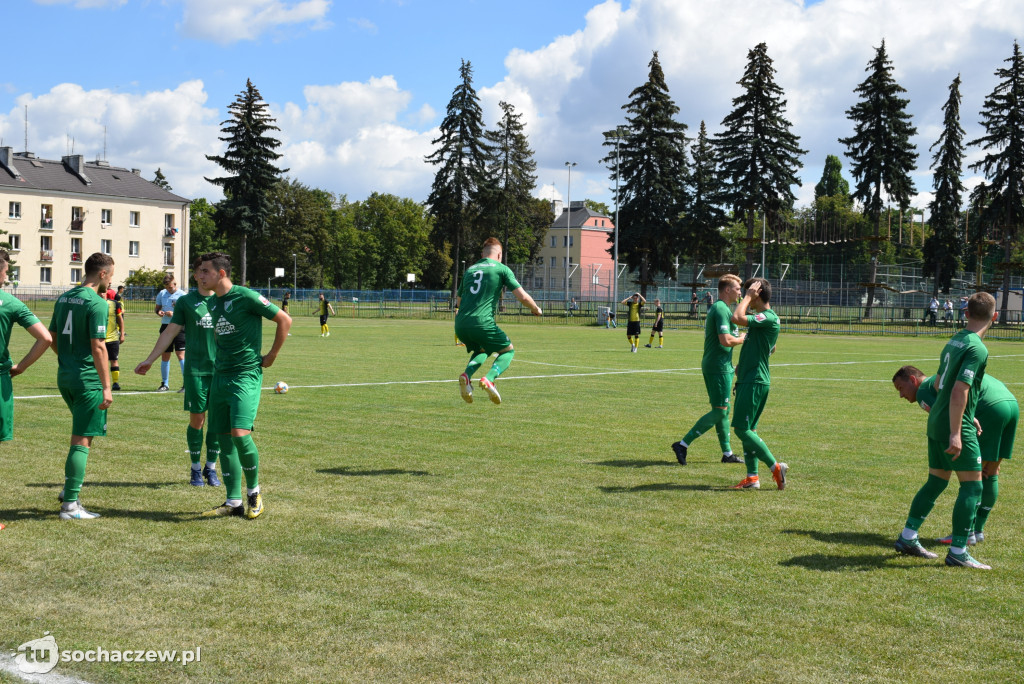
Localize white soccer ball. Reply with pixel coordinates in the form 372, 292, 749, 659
274, 381, 289, 394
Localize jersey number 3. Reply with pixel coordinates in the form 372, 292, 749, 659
469, 270, 484, 294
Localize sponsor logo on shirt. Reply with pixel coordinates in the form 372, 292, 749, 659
258, 295, 270, 306
719, 325, 730, 333
199, 313, 213, 329
963, 369, 975, 380
754, 313, 766, 322
97, 325, 106, 334
214, 316, 236, 336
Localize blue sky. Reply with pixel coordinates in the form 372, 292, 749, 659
3, 0, 1023, 215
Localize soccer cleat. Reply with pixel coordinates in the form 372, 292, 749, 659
479, 377, 501, 405
732, 475, 760, 489
945, 550, 991, 570
656, 345, 663, 349
189, 468, 205, 487
59, 501, 101, 520
631, 345, 637, 353
894, 536, 938, 559
202, 502, 245, 518
112, 382, 121, 391
772, 462, 788, 490
458, 373, 473, 403
246, 492, 264, 519
721, 453, 743, 464
157, 383, 169, 392
671, 441, 687, 466
937, 533, 977, 546
975, 531, 985, 543
203, 466, 221, 487
177, 386, 185, 393
644, 343, 652, 348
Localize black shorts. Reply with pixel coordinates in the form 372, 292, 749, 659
160, 323, 186, 353
320, 315, 329, 325
105, 341, 120, 362
652, 320, 664, 332
626, 321, 641, 336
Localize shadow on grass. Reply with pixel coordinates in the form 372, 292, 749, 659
0, 506, 193, 523
782, 529, 895, 548
0, 507, 56, 522
780, 553, 920, 572
317, 467, 432, 477
592, 459, 678, 468
25, 481, 181, 491
598, 483, 720, 493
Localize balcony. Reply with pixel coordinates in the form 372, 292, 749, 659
164, 227, 178, 237
71, 252, 81, 263
70, 219, 84, 232
40, 218, 53, 230
40, 250, 54, 262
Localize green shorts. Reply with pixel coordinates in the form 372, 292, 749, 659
0, 374, 13, 442
702, 371, 732, 409
454, 323, 511, 356
928, 435, 982, 472
59, 385, 107, 437
184, 374, 213, 414
207, 369, 263, 434
733, 382, 769, 433
977, 399, 1018, 462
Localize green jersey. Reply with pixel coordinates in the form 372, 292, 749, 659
734, 309, 779, 385
171, 290, 216, 376
207, 285, 281, 374
455, 258, 520, 326
49, 285, 108, 390
0, 292, 40, 375
702, 299, 739, 374
927, 329, 988, 441
919, 373, 1014, 413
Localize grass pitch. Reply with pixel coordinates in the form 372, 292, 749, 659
1, 315, 1023, 683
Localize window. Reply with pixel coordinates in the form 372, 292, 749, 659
40, 267, 51, 284
101, 208, 112, 225
163, 243, 174, 266
570, 235, 574, 247
550, 256, 555, 268
600, 219, 605, 227
562, 235, 574, 247
40, 204, 53, 229
8, 234, 20, 251
164, 213, 175, 229
100, 239, 112, 255
551, 236, 556, 248
40, 235, 51, 251
535, 257, 543, 266
9, 266, 19, 282
128, 270, 136, 278
71, 268, 82, 284
71, 238, 82, 262
8, 202, 20, 219
71, 207, 84, 231
129, 241, 140, 257
129, 211, 140, 227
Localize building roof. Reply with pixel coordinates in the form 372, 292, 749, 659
551, 204, 613, 231
0, 152, 189, 204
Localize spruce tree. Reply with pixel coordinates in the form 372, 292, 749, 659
205, 79, 287, 285
968, 41, 1024, 319
814, 155, 850, 200
682, 121, 729, 297
601, 51, 690, 295
479, 101, 546, 263
839, 41, 918, 317
425, 60, 489, 293
716, 42, 806, 281
152, 168, 172, 191
924, 75, 966, 295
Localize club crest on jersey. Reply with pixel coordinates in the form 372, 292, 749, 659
224, 300, 234, 313
258, 295, 270, 306
754, 313, 767, 322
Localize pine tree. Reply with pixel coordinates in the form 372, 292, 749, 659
479, 101, 546, 263
716, 42, 806, 281
839, 41, 918, 317
814, 155, 850, 200
205, 79, 287, 285
924, 75, 966, 295
602, 52, 690, 295
152, 168, 172, 191
682, 121, 729, 297
425, 60, 489, 293
969, 41, 1024, 319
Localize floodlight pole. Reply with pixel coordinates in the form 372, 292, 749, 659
292, 253, 297, 292
565, 161, 576, 304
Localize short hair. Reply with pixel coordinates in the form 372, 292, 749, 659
892, 365, 925, 383
84, 252, 114, 277
116, 285, 124, 291
482, 237, 502, 255
199, 251, 232, 277
742, 277, 771, 304
0, 249, 8, 267
718, 274, 741, 292
163, 273, 176, 286
967, 291, 996, 321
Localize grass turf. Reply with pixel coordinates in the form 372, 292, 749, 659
1, 314, 1022, 682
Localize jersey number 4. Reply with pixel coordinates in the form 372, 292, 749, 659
62, 311, 74, 339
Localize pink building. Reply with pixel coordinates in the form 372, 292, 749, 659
536, 200, 616, 300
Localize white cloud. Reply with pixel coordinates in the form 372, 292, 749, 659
179, 0, 331, 44
349, 17, 378, 34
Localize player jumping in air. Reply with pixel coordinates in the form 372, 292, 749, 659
673, 275, 746, 465
893, 292, 998, 569
455, 238, 542, 405
729, 278, 787, 490
893, 365, 1016, 547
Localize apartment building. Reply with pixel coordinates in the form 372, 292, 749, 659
535, 200, 615, 299
0, 147, 189, 288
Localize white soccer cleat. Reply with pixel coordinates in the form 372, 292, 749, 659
59, 501, 101, 520
458, 373, 473, 403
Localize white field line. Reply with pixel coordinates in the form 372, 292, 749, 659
12, 354, 1024, 400
0, 653, 94, 684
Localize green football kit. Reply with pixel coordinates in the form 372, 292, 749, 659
0, 292, 40, 441
681, 299, 740, 453
171, 290, 219, 467
454, 258, 521, 384
49, 285, 109, 504
733, 309, 780, 476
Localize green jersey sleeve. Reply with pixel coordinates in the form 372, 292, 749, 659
501, 265, 522, 291
89, 297, 108, 339
15, 300, 40, 329
746, 310, 778, 328
917, 376, 937, 412
245, 288, 281, 320
709, 303, 731, 336
170, 302, 187, 326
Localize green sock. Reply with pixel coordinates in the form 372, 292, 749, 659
464, 353, 487, 378
186, 426, 203, 465
905, 474, 949, 531
219, 434, 242, 501
974, 475, 998, 533
714, 410, 732, 453
233, 433, 260, 490
205, 429, 220, 465
683, 407, 727, 447
951, 480, 983, 548
63, 445, 89, 503
736, 428, 775, 469
743, 451, 758, 477
485, 350, 515, 382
